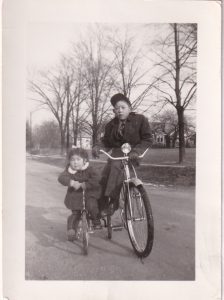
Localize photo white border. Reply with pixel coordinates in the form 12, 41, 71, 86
2, 0, 221, 299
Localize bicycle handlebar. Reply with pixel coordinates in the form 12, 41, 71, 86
99, 148, 149, 160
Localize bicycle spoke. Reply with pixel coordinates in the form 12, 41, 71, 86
125, 185, 154, 257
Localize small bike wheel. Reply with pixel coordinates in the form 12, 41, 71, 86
125, 184, 154, 258
82, 211, 89, 255
107, 214, 112, 239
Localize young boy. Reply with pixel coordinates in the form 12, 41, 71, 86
58, 147, 101, 242
92, 93, 153, 216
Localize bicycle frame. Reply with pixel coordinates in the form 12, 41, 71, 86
121, 160, 146, 223
100, 146, 154, 257
76, 190, 92, 240
100, 147, 149, 223
81, 189, 87, 215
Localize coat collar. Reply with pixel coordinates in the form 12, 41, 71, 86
113, 112, 135, 124
68, 162, 89, 174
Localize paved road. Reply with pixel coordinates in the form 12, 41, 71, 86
25, 159, 195, 280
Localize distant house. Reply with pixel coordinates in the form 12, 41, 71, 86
152, 130, 166, 147
170, 130, 196, 148
150, 122, 167, 147
76, 123, 196, 150
186, 132, 196, 148
149, 121, 196, 148
76, 135, 92, 150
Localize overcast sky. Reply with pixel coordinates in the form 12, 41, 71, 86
26, 23, 157, 124
26, 23, 196, 126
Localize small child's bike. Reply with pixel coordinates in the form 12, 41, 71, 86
76, 188, 91, 255
100, 143, 154, 258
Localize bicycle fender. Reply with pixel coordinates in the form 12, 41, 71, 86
130, 178, 143, 186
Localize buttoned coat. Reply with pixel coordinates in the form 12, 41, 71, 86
101, 112, 152, 153
58, 164, 101, 212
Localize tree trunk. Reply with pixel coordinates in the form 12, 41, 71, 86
174, 23, 185, 163
65, 76, 71, 151
177, 106, 185, 163
165, 135, 170, 148
66, 125, 70, 150
73, 128, 78, 146
92, 125, 98, 147
60, 132, 65, 155
72, 102, 79, 146
73, 120, 78, 146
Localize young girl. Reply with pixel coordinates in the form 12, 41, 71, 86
92, 93, 153, 216
58, 147, 101, 241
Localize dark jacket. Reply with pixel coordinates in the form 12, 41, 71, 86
101, 112, 152, 154
58, 163, 101, 211
98, 112, 152, 204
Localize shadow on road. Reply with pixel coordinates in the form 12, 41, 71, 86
25, 205, 86, 256
26, 205, 135, 258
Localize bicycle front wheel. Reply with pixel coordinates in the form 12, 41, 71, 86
82, 211, 89, 255
125, 184, 154, 258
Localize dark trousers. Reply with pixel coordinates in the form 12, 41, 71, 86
99, 160, 123, 211
67, 210, 81, 230
67, 206, 100, 230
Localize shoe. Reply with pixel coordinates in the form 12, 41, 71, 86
100, 209, 109, 217
92, 219, 102, 230
100, 204, 116, 217
67, 229, 77, 241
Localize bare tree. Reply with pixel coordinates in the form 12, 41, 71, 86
151, 23, 197, 162
69, 55, 91, 146
33, 120, 61, 149
59, 55, 90, 148
108, 26, 155, 111
26, 120, 32, 150
72, 26, 115, 146
152, 109, 195, 148
29, 60, 77, 154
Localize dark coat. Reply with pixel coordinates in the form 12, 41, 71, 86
101, 112, 153, 153
98, 112, 152, 206
58, 164, 101, 212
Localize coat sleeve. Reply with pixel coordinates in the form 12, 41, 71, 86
58, 169, 71, 186
133, 115, 153, 154
85, 167, 101, 191
99, 122, 113, 151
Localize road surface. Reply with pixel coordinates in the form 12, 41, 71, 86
26, 159, 195, 280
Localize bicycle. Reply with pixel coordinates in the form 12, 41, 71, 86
75, 188, 94, 255
100, 143, 154, 258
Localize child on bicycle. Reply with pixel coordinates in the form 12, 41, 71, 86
92, 93, 153, 216
58, 147, 102, 242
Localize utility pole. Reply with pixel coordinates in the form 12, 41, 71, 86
30, 111, 32, 149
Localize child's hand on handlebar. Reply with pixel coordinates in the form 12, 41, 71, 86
81, 182, 86, 190
70, 180, 82, 190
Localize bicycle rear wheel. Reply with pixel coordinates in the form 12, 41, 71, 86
82, 211, 89, 255
125, 184, 154, 258
107, 214, 112, 239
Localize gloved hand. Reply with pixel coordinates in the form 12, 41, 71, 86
129, 150, 140, 166
92, 146, 100, 159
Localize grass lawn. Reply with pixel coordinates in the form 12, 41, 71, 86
28, 148, 195, 186
141, 148, 196, 166
99, 148, 196, 167
30, 147, 196, 166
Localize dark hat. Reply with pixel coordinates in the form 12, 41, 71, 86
68, 147, 89, 162
110, 93, 132, 107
